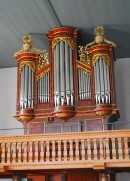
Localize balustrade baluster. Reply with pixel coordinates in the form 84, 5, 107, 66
57, 141, 61, 161
105, 138, 110, 160
0, 144, 1, 163
12, 143, 16, 163
81, 140, 85, 160
6, 143, 11, 163
118, 137, 123, 159
87, 139, 91, 160
69, 140, 73, 160
93, 139, 97, 160
75, 140, 79, 160
111, 138, 116, 159
17, 143, 22, 163
51, 141, 55, 161
1, 143, 5, 163
39, 142, 44, 162
23, 142, 27, 163
64, 141, 67, 161
61, 141, 64, 161
99, 139, 103, 160
34, 142, 38, 162
28, 142, 32, 162
124, 137, 129, 159
46, 141, 50, 162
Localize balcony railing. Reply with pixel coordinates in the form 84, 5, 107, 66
0, 130, 130, 171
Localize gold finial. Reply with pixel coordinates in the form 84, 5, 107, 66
86, 25, 116, 48
94, 26, 105, 37
22, 34, 32, 51
14, 34, 48, 58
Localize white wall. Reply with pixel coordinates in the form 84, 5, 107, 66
114, 58, 130, 129
0, 58, 130, 133
0, 67, 23, 135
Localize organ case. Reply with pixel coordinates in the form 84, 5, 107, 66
14, 26, 119, 134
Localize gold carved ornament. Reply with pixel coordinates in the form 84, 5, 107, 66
14, 34, 49, 61
38, 50, 49, 70
77, 66, 91, 76
86, 25, 116, 48
37, 68, 50, 81
78, 46, 91, 66
20, 61, 35, 73
92, 54, 110, 67
52, 37, 74, 50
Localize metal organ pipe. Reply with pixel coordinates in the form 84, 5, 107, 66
99, 57, 105, 103
54, 48, 57, 106
28, 67, 31, 108
60, 41, 65, 106
20, 67, 24, 109
48, 72, 50, 102
78, 69, 81, 100
53, 41, 74, 107
94, 57, 110, 104
69, 48, 74, 106
78, 68, 91, 100
56, 43, 60, 106
65, 43, 70, 105
20, 65, 34, 109
38, 72, 50, 104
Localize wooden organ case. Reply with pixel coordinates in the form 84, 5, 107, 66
14, 26, 119, 134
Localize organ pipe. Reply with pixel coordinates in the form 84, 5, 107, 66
37, 72, 50, 103
20, 64, 34, 109
78, 68, 91, 100
94, 58, 110, 104
53, 41, 75, 107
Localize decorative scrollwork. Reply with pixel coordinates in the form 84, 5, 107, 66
20, 61, 35, 73
38, 50, 49, 70
78, 46, 90, 66
92, 54, 110, 67
52, 37, 74, 50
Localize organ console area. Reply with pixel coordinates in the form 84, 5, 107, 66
14, 26, 119, 134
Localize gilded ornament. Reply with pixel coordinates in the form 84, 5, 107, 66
86, 25, 116, 48
92, 54, 110, 67
20, 61, 35, 73
38, 50, 49, 70
78, 46, 90, 66
52, 37, 74, 50
14, 34, 49, 59
37, 69, 50, 81
78, 66, 91, 76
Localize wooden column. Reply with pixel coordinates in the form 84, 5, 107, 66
13, 175, 20, 181
99, 173, 109, 181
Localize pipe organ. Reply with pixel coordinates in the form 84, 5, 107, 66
14, 26, 119, 134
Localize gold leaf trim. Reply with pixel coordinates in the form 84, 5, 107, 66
77, 66, 91, 76
37, 68, 50, 81
92, 54, 110, 67
52, 37, 74, 50
20, 61, 35, 73
78, 46, 91, 66
38, 50, 49, 70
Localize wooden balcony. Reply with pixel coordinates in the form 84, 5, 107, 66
0, 130, 130, 172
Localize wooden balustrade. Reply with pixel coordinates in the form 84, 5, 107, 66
0, 130, 130, 171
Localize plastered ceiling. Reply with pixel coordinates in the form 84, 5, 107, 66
0, 0, 130, 68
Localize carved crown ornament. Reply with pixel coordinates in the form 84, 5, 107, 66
14, 34, 49, 71
78, 26, 115, 69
